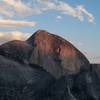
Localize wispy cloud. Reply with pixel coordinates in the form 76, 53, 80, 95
0, 19, 36, 27
0, 31, 30, 44
0, 0, 94, 23
77, 5, 94, 23
0, 6, 13, 17
56, 16, 62, 20
3, 0, 33, 15
34, 0, 94, 23
56, 15, 63, 22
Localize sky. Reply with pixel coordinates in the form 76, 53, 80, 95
0, 0, 100, 63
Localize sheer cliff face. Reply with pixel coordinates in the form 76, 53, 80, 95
27, 30, 89, 78
0, 30, 89, 78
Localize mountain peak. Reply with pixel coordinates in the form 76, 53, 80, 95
35, 29, 49, 34
27, 30, 89, 78
27, 29, 50, 45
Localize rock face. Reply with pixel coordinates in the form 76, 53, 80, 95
90, 64, 100, 80
0, 29, 100, 100
0, 55, 55, 100
0, 40, 33, 64
44, 66, 100, 100
0, 30, 89, 78
27, 30, 89, 78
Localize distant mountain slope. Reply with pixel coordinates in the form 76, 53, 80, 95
90, 64, 100, 80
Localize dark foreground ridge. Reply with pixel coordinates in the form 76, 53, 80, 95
0, 30, 100, 100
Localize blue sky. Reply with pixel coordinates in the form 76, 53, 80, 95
0, 0, 100, 63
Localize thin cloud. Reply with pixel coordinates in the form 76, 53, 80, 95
56, 16, 62, 20
0, 0, 94, 23
77, 5, 94, 23
35, 0, 94, 23
56, 15, 63, 22
0, 6, 14, 17
0, 19, 37, 27
3, 0, 33, 15
0, 31, 30, 44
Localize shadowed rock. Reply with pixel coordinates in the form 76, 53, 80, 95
90, 64, 100, 80
0, 55, 55, 100
0, 40, 33, 64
